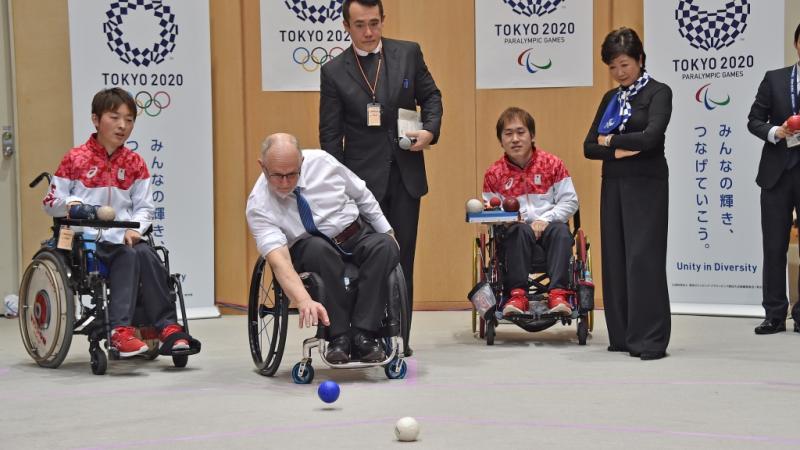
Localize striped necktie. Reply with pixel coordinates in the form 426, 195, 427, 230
293, 187, 351, 256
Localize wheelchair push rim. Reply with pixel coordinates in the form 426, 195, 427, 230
18, 251, 75, 368
248, 256, 289, 376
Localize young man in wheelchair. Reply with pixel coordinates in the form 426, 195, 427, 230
246, 133, 400, 364
483, 107, 579, 317
42, 88, 192, 357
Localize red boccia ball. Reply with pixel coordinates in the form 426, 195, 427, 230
489, 197, 501, 208
502, 197, 520, 212
788, 115, 800, 131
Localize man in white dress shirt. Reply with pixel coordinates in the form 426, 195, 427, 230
246, 133, 399, 364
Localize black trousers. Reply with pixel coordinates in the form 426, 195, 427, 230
503, 222, 573, 294
601, 176, 671, 354
760, 165, 800, 322
289, 229, 399, 338
379, 162, 420, 338
96, 241, 176, 330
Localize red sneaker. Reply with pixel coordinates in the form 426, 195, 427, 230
503, 288, 529, 316
111, 326, 149, 357
160, 323, 190, 351
548, 288, 573, 315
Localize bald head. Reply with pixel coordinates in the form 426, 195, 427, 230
260, 132, 302, 162
259, 133, 304, 196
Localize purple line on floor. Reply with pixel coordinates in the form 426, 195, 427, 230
76, 414, 800, 449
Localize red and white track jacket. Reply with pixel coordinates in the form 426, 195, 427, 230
42, 134, 153, 244
482, 148, 578, 224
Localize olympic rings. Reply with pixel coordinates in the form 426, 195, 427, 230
292, 46, 344, 72
134, 91, 172, 117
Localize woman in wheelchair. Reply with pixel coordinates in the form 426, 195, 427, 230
37, 88, 196, 359
484, 107, 579, 317
246, 133, 400, 366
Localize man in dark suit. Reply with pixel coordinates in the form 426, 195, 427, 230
319, 0, 443, 347
747, 23, 800, 335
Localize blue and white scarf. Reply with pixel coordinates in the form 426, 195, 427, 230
598, 71, 651, 134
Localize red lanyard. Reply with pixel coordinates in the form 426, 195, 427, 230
353, 46, 383, 103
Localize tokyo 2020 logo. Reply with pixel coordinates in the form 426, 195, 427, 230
103, 0, 178, 67
675, 0, 749, 51
285, 0, 343, 23
503, 0, 564, 18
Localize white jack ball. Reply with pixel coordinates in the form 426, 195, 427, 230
465, 198, 484, 213
96, 206, 116, 221
394, 416, 420, 442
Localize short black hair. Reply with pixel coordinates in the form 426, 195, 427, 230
601, 27, 646, 70
91, 87, 137, 121
496, 107, 535, 141
343, 0, 383, 24
794, 23, 800, 45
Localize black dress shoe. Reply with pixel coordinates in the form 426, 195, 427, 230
325, 334, 351, 364
353, 331, 386, 363
640, 351, 667, 361
754, 319, 786, 335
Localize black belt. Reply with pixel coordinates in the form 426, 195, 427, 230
333, 219, 362, 245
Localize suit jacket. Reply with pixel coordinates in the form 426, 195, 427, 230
748, 65, 797, 190
319, 38, 443, 201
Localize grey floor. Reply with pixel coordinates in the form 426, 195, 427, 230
1, 311, 800, 449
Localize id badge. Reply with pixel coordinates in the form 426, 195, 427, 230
367, 103, 381, 127
57, 226, 74, 250
788, 133, 800, 148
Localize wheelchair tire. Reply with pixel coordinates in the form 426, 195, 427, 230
385, 356, 407, 379
577, 318, 588, 345
172, 354, 188, 368
291, 361, 315, 384
248, 256, 289, 377
90, 348, 107, 375
577, 229, 587, 263
486, 319, 495, 346
18, 250, 75, 369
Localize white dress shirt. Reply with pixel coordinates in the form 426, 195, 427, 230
246, 150, 391, 257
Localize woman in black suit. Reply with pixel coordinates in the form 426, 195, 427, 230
583, 27, 673, 360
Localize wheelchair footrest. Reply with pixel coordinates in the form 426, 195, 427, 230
157, 332, 202, 356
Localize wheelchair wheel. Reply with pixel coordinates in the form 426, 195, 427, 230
577, 318, 589, 345
172, 354, 188, 368
577, 229, 587, 263
18, 251, 75, 369
385, 356, 408, 379
291, 361, 315, 384
248, 256, 289, 377
90, 347, 107, 375
486, 319, 495, 346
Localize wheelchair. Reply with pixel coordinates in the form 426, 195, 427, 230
468, 210, 595, 345
18, 173, 199, 375
248, 256, 409, 384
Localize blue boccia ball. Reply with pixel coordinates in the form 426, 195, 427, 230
318, 380, 340, 403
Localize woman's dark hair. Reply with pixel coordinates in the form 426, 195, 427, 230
601, 27, 646, 70
496, 107, 535, 141
91, 87, 137, 121
343, 0, 384, 24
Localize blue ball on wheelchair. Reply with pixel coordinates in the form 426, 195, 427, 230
318, 380, 340, 403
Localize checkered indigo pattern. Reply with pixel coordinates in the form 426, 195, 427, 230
285, 0, 343, 23
104, 0, 178, 67
503, 0, 564, 18
675, 0, 749, 51
617, 72, 651, 132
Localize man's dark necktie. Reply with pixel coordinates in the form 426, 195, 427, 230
293, 186, 350, 256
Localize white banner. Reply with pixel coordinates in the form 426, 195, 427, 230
644, 0, 784, 315
261, 0, 350, 91
68, 0, 218, 319
475, 0, 592, 89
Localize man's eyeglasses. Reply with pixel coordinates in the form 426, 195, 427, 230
267, 170, 301, 181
